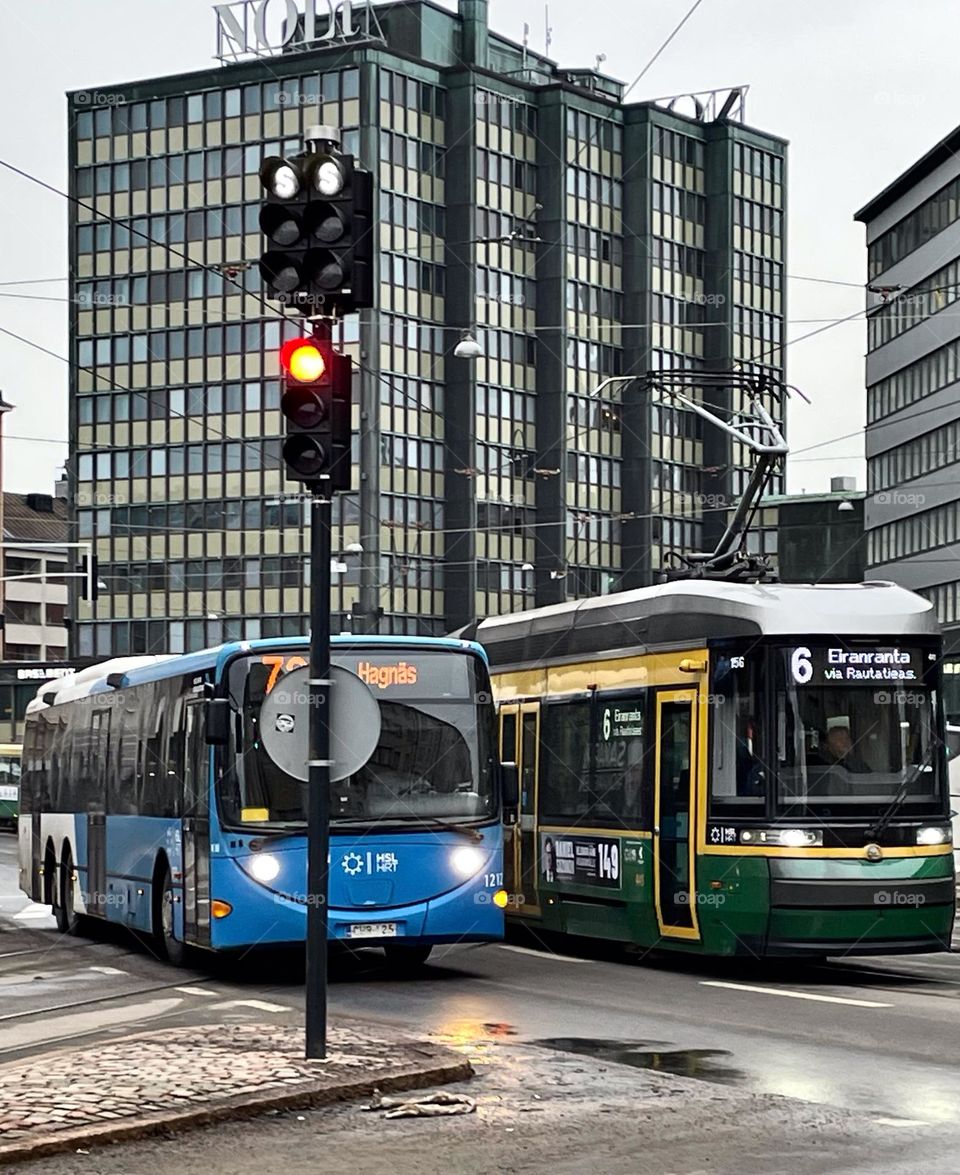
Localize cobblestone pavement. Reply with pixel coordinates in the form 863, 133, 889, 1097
0, 1020, 471, 1166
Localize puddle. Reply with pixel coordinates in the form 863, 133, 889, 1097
535, 1037, 745, 1085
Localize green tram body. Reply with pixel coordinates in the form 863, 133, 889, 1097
477, 581, 955, 958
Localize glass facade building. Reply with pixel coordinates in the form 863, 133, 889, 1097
857, 122, 960, 716
68, 0, 787, 656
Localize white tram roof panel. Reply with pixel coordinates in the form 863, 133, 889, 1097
478, 580, 938, 650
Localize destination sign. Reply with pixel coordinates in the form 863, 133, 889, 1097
256, 649, 474, 700
787, 645, 929, 687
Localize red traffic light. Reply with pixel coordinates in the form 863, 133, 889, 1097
280, 337, 328, 383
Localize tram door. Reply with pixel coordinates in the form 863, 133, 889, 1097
653, 690, 700, 940
498, 703, 541, 915
181, 701, 211, 947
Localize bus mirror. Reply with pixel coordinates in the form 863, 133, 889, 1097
206, 698, 231, 745
501, 761, 519, 814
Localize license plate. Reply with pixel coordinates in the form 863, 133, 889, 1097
347, 922, 397, 939
0, 786, 17, 801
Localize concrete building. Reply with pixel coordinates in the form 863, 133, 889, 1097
761, 476, 866, 585
1, 492, 70, 663
856, 125, 960, 710
68, 0, 787, 655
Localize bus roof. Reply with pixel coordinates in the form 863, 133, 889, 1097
476, 580, 939, 668
26, 635, 488, 706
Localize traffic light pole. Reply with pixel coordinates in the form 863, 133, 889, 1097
306, 483, 333, 1059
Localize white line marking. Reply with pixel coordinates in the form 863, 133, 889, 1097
495, 944, 589, 964
88, 966, 127, 975
210, 999, 292, 1013
873, 1117, 928, 1127
175, 986, 220, 997
700, 980, 892, 1008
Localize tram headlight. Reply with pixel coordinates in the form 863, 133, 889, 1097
916, 825, 952, 846
739, 828, 823, 847
248, 852, 281, 883
450, 845, 486, 878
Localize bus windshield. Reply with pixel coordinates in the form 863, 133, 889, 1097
774, 643, 944, 818
220, 649, 497, 829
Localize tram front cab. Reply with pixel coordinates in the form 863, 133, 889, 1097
701, 639, 955, 957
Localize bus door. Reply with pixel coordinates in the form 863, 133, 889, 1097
86, 708, 110, 916
653, 690, 700, 941
181, 701, 211, 947
498, 703, 541, 915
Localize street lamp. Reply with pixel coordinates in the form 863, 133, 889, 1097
0, 393, 15, 660
453, 330, 482, 359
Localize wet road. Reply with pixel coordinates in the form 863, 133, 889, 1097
3, 833, 960, 1131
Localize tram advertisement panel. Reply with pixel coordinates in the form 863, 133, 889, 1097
539, 832, 622, 888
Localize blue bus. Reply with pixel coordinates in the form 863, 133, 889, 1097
18, 636, 509, 967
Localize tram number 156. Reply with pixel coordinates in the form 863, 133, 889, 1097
598, 841, 620, 881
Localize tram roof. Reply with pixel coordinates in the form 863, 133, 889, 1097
26, 635, 488, 709
475, 580, 938, 667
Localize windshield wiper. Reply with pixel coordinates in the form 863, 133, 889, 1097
246, 828, 306, 849
387, 816, 485, 843
867, 747, 937, 841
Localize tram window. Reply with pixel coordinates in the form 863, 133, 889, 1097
539, 701, 592, 822
593, 693, 649, 827
710, 654, 765, 812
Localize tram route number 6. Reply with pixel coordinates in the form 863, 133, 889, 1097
598, 840, 619, 881
791, 646, 813, 685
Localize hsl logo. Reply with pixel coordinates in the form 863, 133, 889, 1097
214, 0, 384, 62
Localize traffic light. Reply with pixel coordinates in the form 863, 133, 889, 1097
279, 336, 352, 491
79, 551, 99, 602
259, 148, 373, 315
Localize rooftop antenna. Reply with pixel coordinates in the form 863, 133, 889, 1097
595, 52, 606, 73
522, 20, 529, 71
545, 5, 552, 56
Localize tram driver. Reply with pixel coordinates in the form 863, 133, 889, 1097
818, 716, 871, 774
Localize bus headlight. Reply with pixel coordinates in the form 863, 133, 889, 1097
248, 852, 281, 883
739, 828, 823, 847
916, 825, 952, 846
450, 845, 485, 878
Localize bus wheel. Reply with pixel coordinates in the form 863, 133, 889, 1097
155, 865, 186, 967
383, 944, 432, 972
54, 847, 82, 936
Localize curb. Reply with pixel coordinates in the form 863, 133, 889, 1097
0, 1048, 473, 1167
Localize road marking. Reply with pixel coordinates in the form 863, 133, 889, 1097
873, 1117, 928, 1127
88, 966, 127, 975
700, 980, 892, 1008
495, 944, 590, 964
13, 903, 54, 921
210, 999, 292, 1012
175, 986, 220, 996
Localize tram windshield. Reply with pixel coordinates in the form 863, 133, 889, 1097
774, 643, 943, 818
221, 649, 497, 829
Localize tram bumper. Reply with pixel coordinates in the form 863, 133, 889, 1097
763, 854, 955, 956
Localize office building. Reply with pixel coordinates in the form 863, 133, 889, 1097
2, 492, 69, 662
68, 0, 787, 654
856, 125, 960, 711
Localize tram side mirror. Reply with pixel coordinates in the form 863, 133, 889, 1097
205, 698, 231, 746
501, 761, 519, 823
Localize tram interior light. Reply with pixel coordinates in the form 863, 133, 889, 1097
916, 825, 952, 845
450, 845, 486, 878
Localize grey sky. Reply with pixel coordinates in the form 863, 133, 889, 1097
0, 0, 956, 494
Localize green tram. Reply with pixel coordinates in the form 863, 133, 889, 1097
476, 580, 955, 957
